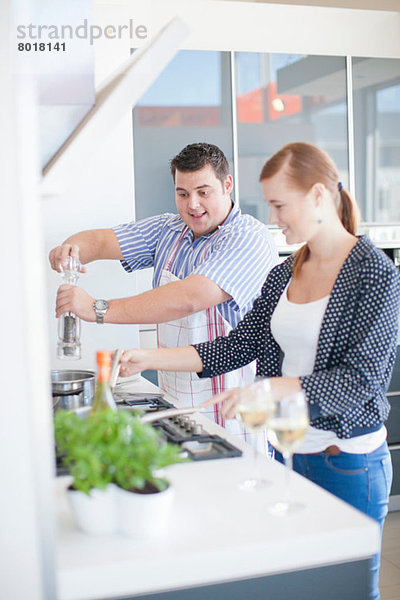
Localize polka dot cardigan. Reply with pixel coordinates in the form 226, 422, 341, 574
194, 236, 400, 439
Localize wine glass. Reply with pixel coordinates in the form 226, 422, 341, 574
235, 378, 275, 492
267, 390, 309, 514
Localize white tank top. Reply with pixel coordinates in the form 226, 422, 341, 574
271, 281, 386, 454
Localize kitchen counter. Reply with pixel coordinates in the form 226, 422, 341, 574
56, 376, 379, 600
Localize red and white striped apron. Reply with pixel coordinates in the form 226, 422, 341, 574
157, 227, 267, 451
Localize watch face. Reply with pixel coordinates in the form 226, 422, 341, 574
95, 300, 109, 311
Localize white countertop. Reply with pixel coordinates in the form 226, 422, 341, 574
56, 376, 380, 600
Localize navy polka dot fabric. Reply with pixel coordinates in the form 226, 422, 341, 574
194, 236, 400, 439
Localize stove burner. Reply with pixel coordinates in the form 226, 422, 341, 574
114, 392, 242, 461
113, 392, 175, 412
56, 391, 242, 475
180, 436, 242, 461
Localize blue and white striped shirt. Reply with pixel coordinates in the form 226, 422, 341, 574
113, 205, 278, 328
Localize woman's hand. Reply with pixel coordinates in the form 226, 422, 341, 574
269, 377, 302, 398
200, 377, 303, 420
200, 388, 242, 419
119, 346, 203, 377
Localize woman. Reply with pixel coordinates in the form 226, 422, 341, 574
119, 142, 399, 600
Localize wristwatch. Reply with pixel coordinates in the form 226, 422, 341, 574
93, 299, 109, 324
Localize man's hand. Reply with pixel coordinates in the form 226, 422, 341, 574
56, 285, 95, 321
49, 244, 87, 274
119, 349, 150, 376
49, 229, 122, 273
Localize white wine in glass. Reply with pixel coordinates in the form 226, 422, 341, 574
267, 391, 309, 514
267, 417, 309, 455
236, 402, 273, 433
235, 378, 275, 491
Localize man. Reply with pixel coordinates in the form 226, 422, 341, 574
50, 143, 278, 434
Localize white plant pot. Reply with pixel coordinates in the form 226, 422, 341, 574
67, 484, 117, 535
115, 482, 174, 538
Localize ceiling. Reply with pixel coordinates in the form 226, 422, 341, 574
216, 0, 400, 11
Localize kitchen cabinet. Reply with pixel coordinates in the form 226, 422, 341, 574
386, 346, 400, 508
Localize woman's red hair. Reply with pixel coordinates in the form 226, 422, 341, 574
259, 142, 360, 276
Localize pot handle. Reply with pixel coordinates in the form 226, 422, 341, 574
110, 349, 123, 391
140, 406, 201, 424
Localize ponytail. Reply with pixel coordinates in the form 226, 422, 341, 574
292, 186, 360, 276
338, 187, 360, 236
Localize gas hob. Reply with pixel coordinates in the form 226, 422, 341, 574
56, 391, 242, 476
113, 391, 242, 462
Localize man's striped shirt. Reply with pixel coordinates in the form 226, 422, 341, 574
113, 205, 278, 328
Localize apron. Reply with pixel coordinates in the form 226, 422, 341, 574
157, 227, 268, 452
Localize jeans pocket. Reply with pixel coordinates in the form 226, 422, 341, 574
381, 455, 393, 498
324, 454, 368, 475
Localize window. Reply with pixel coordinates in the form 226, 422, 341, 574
133, 50, 400, 227
133, 50, 233, 220
353, 58, 400, 222
235, 53, 348, 224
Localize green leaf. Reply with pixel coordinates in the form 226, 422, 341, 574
54, 408, 186, 493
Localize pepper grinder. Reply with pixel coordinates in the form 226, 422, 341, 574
57, 256, 82, 360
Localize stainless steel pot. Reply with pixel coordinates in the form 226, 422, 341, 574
51, 370, 95, 411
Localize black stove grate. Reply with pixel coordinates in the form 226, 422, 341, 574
56, 391, 242, 475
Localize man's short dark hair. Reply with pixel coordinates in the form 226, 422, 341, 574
170, 143, 230, 187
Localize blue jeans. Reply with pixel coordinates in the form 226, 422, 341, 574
275, 442, 393, 600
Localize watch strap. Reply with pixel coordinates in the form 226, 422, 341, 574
93, 300, 109, 324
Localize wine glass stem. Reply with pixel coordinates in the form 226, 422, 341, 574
283, 452, 293, 505
252, 439, 259, 480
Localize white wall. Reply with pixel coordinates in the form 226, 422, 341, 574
40, 0, 142, 371
42, 112, 139, 372
41, 9, 190, 371
92, 0, 400, 58
1, 0, 56, 597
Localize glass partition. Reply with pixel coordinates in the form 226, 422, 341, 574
353, 58, 400, 223
235, 53, 348, 224
133, 50, 400, 228
133, 50, 233, 220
